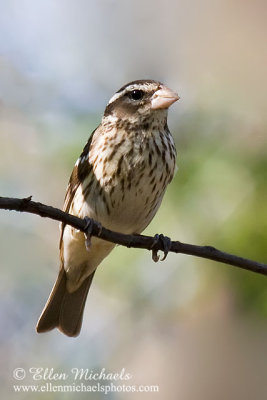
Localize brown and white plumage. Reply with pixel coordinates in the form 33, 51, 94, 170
36, 80, 179, 336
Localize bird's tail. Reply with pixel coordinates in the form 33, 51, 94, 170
36, 268, 95, 337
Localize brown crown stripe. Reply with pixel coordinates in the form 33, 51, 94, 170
115, 79, 162, 94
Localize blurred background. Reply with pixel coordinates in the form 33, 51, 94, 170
0, 0, 266, 398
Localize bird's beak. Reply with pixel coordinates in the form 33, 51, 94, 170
151, 86, 180, 110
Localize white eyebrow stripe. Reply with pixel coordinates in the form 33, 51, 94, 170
108, 90, 127, 104
107, 83, 157, 105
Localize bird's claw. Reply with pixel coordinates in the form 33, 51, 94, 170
150, 234, 172, 262
83, 216, 102, 251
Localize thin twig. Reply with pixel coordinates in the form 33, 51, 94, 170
0, 196, 266, 276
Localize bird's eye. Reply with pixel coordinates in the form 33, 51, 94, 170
129, 89, 144, 101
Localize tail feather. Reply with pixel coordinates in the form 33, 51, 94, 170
36, 269, 95, 337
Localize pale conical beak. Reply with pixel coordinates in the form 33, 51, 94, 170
151, 86, 180, 110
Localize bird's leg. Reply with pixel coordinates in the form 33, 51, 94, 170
83, 216, 103, 251
150, 233, 172, 262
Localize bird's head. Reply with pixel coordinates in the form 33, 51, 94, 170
103, 80, 179, 127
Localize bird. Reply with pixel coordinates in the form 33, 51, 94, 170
36, 79, 179, 337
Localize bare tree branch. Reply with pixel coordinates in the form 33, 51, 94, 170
0, 196, 266, 276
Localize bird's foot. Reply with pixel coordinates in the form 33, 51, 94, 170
83, 216, 103, 251
150, 234, 172, 262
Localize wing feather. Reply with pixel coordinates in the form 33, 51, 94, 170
59, 128, 97, 251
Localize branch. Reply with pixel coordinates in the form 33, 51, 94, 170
0, 196, 266, 276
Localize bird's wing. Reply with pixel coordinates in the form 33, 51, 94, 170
59, 128, 97, 251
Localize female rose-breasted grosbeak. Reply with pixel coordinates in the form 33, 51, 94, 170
36, 80, 179, 337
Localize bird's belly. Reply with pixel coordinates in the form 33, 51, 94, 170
78, 166, 169, 234
103, 185, 165, 234
75, 132, 176, 234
